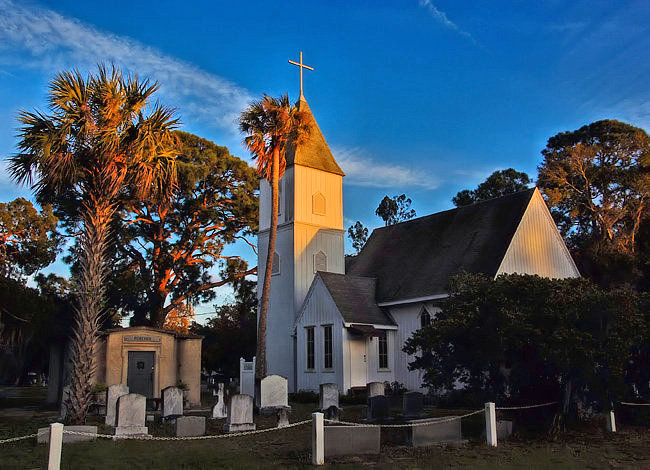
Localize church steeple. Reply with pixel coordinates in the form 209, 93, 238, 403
286, 97, 345, 176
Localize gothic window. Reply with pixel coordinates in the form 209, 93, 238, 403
323, 325, 333, 369
306, 327, 315, 370
419, 307, 432, 329
378, 332, 389, 369
313, 251, 327, 273
312, 192, 326, 215
271, 252, 280, 275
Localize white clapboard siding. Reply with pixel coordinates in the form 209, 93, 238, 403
295, 277, 344, 392
390, 303, 440, 392
293, 165, 343, 229
496, 188, 580, 279
293, 225, 344, 312
366, 333, 395, 385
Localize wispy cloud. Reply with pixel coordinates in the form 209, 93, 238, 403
333, 146, 439, 190
418, 0, 475, 43
0, 0, 251, 134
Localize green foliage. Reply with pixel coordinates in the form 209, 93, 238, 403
0, 275, 73, 383
404, 273, 649, 415
0, 198, 60, 279
111, 131, 258, 327
347, 220, 368, 253
375, 194, 416, 226
190, 272, 257, 378
538, 120, 650, 288
452, 168, 531, 207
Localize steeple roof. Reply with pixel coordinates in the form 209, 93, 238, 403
286, 96, 345, 176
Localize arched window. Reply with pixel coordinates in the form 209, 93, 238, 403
419, 307, 431, 329
313, 251, 327, 273
271, 252, 280, 275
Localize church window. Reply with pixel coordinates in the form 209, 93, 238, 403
420, 308, 431, 329
378, 333, 389, 369
313, 251, 327, 273
323, 325, 333, 369
272, 252, 280, 275
306, 327, 315, 370
312, 192, 326, 215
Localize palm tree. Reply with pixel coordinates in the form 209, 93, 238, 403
239, 94, 309, 379
9, 66, 179, 423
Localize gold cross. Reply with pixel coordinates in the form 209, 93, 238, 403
288, 51, 314, 98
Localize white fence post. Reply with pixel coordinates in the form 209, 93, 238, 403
312, 412, 324, 465
48, 422, 64, 470
607, 410, 617, 432
485, 402, 497, 447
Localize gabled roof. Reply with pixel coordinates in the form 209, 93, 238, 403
285, 97, 345, 176
317, 272, 395, 326
348, 189, 537, 303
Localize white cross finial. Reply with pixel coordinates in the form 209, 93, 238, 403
288, 51, 314, 99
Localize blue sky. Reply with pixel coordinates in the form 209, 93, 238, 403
1, 0, 649, 310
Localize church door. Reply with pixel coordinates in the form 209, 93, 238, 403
349, 338, 367, 387
127, 351, 155, 398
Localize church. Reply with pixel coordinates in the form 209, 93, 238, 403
257, 92, 580, 394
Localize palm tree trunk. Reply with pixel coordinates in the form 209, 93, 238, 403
256, 146, 280, 379
65, 197, 114, 424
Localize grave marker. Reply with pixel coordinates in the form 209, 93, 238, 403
105, 384, 129, 426
114, 393, 149, 437
367, 382, 384, 398
403, 391, 424, 418
212, 383, 227, 419
224, 394, 255, 432
162, 386, 183, 419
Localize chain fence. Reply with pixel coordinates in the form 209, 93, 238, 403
325, 408, 485, 428
496, 401, 558, 410
620, 402, 650, 407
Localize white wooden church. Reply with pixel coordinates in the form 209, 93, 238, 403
257, 93, 580, 394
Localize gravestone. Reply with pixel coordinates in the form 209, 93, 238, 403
276, 406, 291, 428
403, 391, 424, 418
324, 426, 380, 457
162, 386, 183, 419
224, 394, 255, 432
367, 382, 384, 398
175, 416, 206, 437
38, 425, 97, 444
259, 375, 288, 410
367, 395, 390, 422
212, 383, 227, 419
319, 383, 339, 411
324, 405, 340, 422
114, 393, 149, 437
105, 384, 129, 426
497, 420, 513, 440
405, 416, 462, 446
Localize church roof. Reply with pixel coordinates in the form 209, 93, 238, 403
348, 188, 537, 303
285, 97, 345, 176
318, 272, 395, 326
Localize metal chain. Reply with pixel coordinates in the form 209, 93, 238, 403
620, 402, 650, 407
0, 433, 39, 445
62, 419, 312, 441
325, 408, 485, 428
496, 401, 558, 410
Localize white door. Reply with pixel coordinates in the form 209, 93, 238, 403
349, 338, 367, 387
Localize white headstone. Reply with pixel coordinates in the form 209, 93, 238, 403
175, 416, 206, 437
114, 393, 149, 437
212, 383, 227, 419
162, 386, 183, 419
259, 375, 288, 410
319, 383, 339, 411
224, 394, 255, 432
367, 382, 384, 397
105, 384, 129, 426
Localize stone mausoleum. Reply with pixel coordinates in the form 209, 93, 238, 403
93, 327, 202, 406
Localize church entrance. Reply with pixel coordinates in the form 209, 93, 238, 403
349, 338, 367, 387
127, 351, 155, 398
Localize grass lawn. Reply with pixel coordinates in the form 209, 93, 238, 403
1, 389, 649, 469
